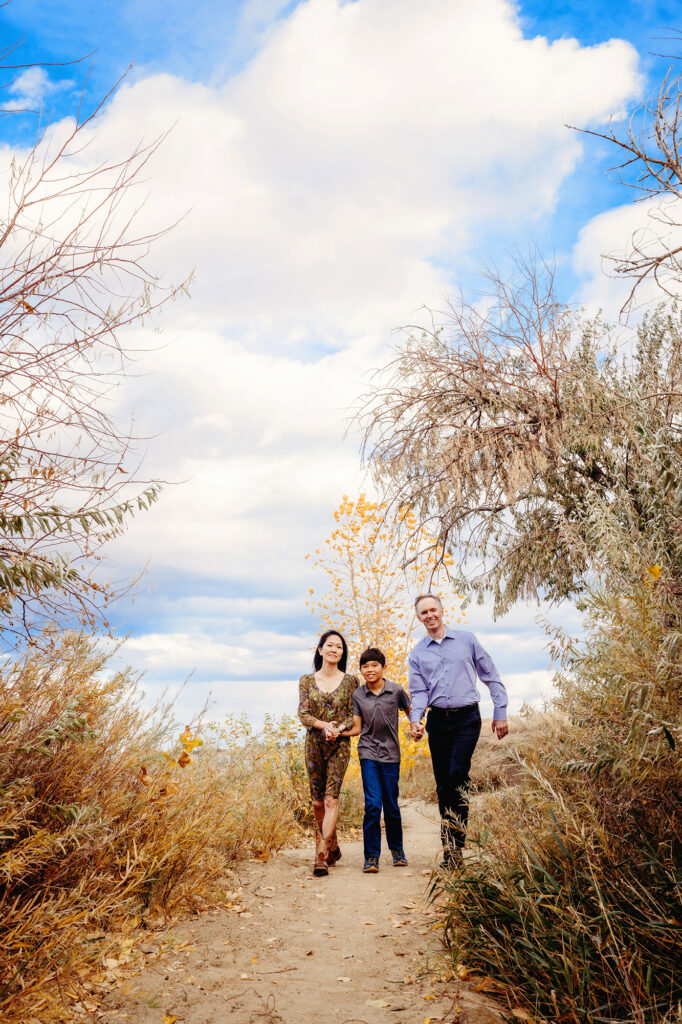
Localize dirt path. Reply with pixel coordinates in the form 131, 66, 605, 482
103, 801, 503, 1024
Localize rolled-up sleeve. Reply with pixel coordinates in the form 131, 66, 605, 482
472, 638, 508, 721
297, 676, 317, 729
408, 653, 428, 723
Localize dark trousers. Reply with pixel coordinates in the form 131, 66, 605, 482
360, 759, 403, 859
426, 704, 481, 852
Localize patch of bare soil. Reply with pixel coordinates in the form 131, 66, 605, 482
102, 801, 503, 1024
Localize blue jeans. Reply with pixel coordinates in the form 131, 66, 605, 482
360, 758, 403, 859
426, 704, 481, 852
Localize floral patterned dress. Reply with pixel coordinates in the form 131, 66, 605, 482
298, 673, 358, 800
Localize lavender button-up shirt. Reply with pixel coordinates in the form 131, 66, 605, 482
408, 627, 508, 723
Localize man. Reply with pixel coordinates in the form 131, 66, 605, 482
409, 593, 508, 867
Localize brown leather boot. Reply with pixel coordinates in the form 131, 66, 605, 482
327, 832, 341, 864
313, 833, 329, 876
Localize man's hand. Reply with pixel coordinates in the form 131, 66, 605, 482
410, 721, 425, 741
491, 720, 508, 740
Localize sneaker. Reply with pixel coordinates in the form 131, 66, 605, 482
363, 857, 379, 873
391, 849, 408, 867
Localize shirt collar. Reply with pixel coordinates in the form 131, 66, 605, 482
363, 677, 394, 695
425, 625, 457, 646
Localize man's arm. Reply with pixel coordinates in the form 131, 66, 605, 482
408, 654, 427, 738
472, 637, 508, 739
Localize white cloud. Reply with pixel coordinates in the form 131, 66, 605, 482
3, 0, 640, 713
573, 197, 682, 321
6, 68, 73, 110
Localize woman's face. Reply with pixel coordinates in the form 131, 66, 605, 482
319, 634, 344, 665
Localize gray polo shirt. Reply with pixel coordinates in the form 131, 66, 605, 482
352, 679, 411, 763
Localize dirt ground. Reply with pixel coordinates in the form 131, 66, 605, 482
102, 801, 504, 1024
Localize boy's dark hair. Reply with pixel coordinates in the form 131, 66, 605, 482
359, 647, 386, 668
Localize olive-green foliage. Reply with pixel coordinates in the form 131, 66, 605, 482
436, 550, 681, 1021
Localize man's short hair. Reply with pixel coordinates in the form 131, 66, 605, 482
359, 646, 386, 668
414, 593, 443, 612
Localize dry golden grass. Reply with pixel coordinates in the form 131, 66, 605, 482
0, 634, 309, 1023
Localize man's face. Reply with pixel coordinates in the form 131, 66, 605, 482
416, 598, 443, 634
360, 660, 384, 685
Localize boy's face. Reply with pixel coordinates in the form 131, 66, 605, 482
361, 660, 384, 684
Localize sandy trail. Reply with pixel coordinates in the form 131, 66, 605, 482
103, 801, 502, 1024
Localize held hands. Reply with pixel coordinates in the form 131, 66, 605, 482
410, 721, 425, 741
322, 721, 340, 742
492, 720, 508, 740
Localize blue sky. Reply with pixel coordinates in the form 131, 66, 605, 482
0, 0, 675, 724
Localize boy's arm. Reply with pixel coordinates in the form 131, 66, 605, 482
399, 686, 412, 721
339, 714, 362, 738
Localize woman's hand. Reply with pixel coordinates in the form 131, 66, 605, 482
322, 721, 340, 741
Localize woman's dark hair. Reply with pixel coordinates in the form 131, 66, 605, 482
359, 646, 385, 668
313, 630, 348, 672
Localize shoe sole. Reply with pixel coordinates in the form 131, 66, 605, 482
392, 861, 408, 867
363, 866, 379, 873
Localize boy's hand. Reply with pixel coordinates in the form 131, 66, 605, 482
410, 721, 425, 741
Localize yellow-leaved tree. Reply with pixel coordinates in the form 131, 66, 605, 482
306, 494, 467, 773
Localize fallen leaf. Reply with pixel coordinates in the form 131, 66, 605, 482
424, 994, 435, 1001
511, 1011, 536, 1021
473, 976, 506, 993
240, 973, 250, 980
454, 964, 472, 979
306, 950, 314, 956
161, 1016, 177, 1024
366, 999, 391, 1008
336, 976, 351, 983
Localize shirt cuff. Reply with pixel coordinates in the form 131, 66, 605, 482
493, 707, 507, 721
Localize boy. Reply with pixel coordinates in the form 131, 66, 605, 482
348, 647, 411, 872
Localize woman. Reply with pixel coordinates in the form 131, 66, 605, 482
298, 630, 358, 876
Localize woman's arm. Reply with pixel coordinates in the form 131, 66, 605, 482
298, 676, 323, 730
298, 676, 337, 735
339, 714, 362, 738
